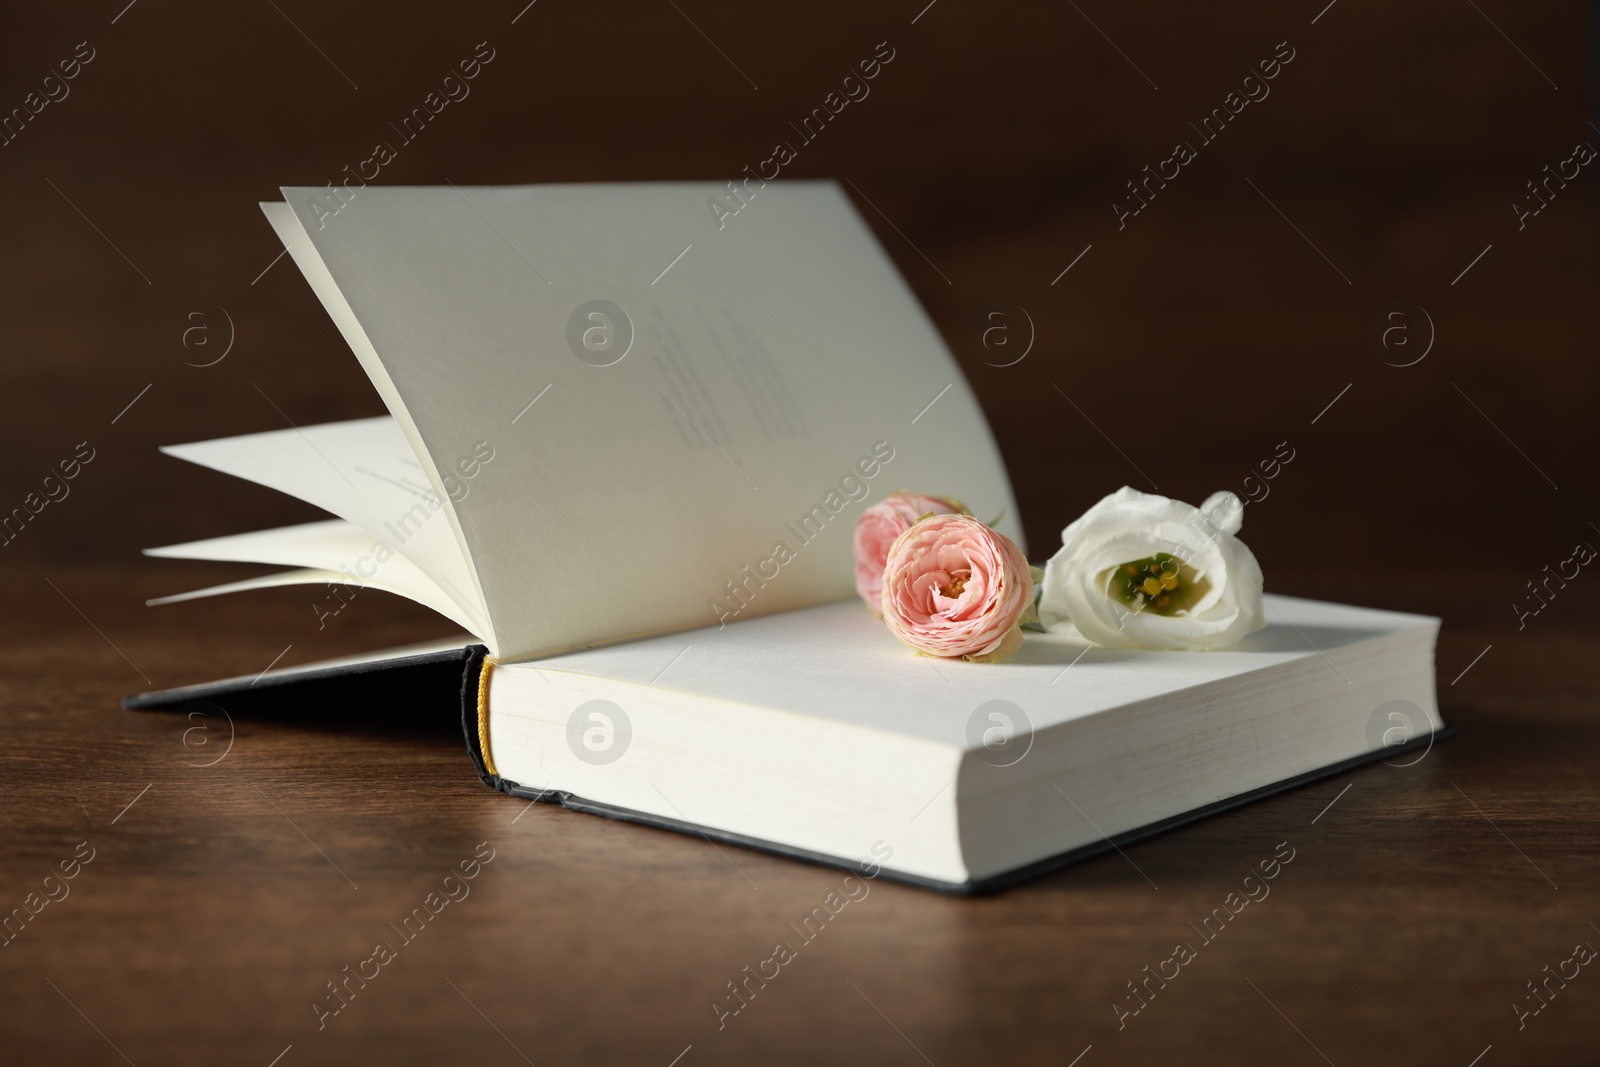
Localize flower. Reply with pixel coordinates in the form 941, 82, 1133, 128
853, 491, 967, 613
1038, 487, 1266, 651
880, 512, 1033, 662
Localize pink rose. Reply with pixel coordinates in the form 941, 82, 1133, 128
880, 513, 1033, 662
853, 492, 966, 613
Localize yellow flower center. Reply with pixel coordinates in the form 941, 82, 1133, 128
941, 574, 968, 599
1109, 553, 1210, 616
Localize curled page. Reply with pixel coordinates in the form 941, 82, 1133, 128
275, 181, 1018, 661
146, 519, 479, 634
160, 418, 487, 630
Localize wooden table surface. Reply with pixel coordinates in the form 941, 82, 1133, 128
1, 563, 1594, 1066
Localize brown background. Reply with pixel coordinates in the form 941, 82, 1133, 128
2, 1, 1596, 1064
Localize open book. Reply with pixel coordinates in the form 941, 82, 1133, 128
130, 182, 1445, 892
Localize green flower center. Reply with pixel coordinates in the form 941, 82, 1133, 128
1108, 553, 1211, 617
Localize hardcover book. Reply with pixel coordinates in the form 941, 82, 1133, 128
129, 182, 1445, 892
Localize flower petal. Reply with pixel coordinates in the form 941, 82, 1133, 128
1039, 487, 1266, 651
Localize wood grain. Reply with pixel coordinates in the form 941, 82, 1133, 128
1, 565, 1595, 1066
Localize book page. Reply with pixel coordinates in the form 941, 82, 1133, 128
145, 519, 476, 631
278, 182, 1018, 661
509, 595, 1441, 746
260, 201, 489, 628
161, 418, 488, 631
144, 567, 478, 635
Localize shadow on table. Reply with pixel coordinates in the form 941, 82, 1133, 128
122, 647, 474, 742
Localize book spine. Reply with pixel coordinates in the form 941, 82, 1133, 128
459, 644, 499, 789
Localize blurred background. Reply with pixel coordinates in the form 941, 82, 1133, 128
2, 0, 1593, 618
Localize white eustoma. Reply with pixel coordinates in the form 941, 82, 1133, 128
1038, 487, 1266, 651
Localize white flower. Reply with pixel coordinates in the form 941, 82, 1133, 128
1038, 487, 1266, 651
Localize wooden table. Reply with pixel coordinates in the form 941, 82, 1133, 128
1, 564, 1593, 1066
